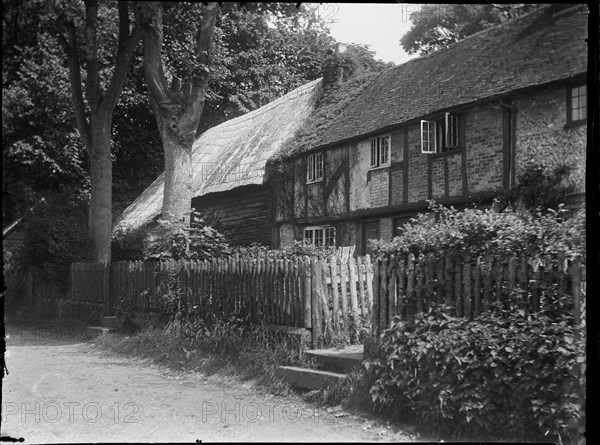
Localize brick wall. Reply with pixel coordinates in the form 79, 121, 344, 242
391, 167, 404, 205
431, 157, 445, 198
513, 84, 586, 194
447, 155, 462, 196
465, 105, 504, 193
369, 168, 389, 207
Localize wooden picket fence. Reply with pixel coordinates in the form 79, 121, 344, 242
69, 254, 374, 346
372, 252, 587, 335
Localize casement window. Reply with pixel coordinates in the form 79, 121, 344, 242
567, 84, 586, 125
421, 112, 460, 154
304, 226, 336, 247
370, 134, 391, 168
307, 152, 324, 183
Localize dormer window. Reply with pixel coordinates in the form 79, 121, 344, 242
307, 152, 323, 183
421, 112, 460, 154
567, 84, 586, 126
370, 134, 391, 168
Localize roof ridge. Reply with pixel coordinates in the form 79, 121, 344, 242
390, 4, 579, 69
197, 78, 323, 140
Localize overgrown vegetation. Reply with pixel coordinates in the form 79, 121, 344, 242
365, 201, 586, 443
365, 298, 585, 443
373, 200, 585, 262
5, 189, 93, 295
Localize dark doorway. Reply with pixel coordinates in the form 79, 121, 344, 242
362, 220, 379, 255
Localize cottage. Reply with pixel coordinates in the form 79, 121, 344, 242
271, 3, 587, 254
118, 4, 587, 253
115, 78, 322, 245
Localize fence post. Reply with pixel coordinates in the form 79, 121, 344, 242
311, 257, 322, 348
388, 255, 396, 326
302, 256, 312, 329
330, 256, 339, 330
379, 256, 389, 331
348, 256, 359, 318
357, 256, 367, 317
415, 255, 424, 315
365, 254, 374, 307
372, 258, 380, 337
397, 256, 406, 321
473, 257, 481, 317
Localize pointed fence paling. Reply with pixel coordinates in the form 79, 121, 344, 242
370, 252, 586, 335
69, 254, 374, 346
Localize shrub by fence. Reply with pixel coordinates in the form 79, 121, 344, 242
69, 254, 374, 347
372, 252, 586, 335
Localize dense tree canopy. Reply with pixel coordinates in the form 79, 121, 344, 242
3, 2, 386, 228
400, 4, 542, 55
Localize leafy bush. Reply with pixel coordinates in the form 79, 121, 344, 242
515, 164, 575, 211
16, 190, 93, 289
366, 302, 586, 443
231, 240, 336, 259
112, 211, 231, 261
374, 201, 585, 262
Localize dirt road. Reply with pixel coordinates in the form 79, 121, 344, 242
1, 324, 419, 443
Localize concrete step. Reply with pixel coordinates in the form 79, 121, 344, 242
101, 316, 119, 329
305, 345, 364, 374
276, 366, 347, 390
86, 326, 116, 339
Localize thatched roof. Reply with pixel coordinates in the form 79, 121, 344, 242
115, 78, 323, 231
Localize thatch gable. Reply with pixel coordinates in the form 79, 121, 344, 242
115, 78, 322, 231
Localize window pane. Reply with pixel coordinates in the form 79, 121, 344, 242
380, 136, 389, 165
370, 139, 377, 167
304, 229, 313, 243
315, 153, 323, 180
325, 227, 335, 247
314, 229, 323, 246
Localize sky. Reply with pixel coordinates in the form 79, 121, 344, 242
313, 3, 422, 65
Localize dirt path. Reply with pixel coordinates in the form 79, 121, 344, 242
2, 324, 420, 443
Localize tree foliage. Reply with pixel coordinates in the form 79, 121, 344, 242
400, 4, 542, 55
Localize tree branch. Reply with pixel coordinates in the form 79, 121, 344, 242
100, 2, 142, 117
84, 0, 101, 113
59, 23, 92, 155
139, 2, 171, 107
187, 2, 219, 123
117, 1, 130, 60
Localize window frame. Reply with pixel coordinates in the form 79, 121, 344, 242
306, 152, 324, 183
421, 112, 461, 154
566, 83, 587, 127
303, 225, 336, 247
370, 134, 391, 169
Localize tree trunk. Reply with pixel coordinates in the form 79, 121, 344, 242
161, 132, 193, 226
88, 113, 112, 263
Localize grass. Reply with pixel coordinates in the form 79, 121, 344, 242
95, 314, 319, 395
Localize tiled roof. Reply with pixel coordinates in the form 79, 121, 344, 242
315, 4, 588, 149
115, 78, 322, 231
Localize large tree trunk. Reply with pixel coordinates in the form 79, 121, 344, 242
161, 133, 193, 225
88, 113, 113, 262
140, 2, 218, 230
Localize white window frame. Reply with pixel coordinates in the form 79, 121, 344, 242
304, 226, 336, 247
370, 134, 391, 169
421, 112, 460, 154
306, 152, 324, 183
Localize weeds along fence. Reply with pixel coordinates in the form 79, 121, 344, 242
371, 252, 587, 335
69, 255, 374, 347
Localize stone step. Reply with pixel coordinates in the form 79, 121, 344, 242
276, 366, 346, 390
305, 345, 364, 374
86, 326, 116, 339
101, 316, 119, 329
